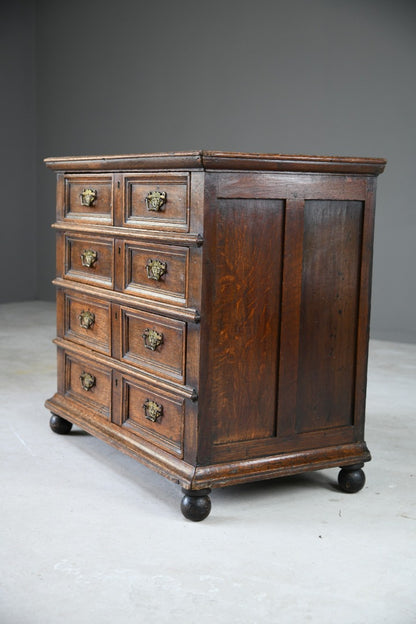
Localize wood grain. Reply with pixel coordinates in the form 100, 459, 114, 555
117, 305, 186, 383
63, 233, 114, 289
62, 349, 112, 419
295, 200, 364, 433
203, 198, 284, 445
120, 374, 185, 457
58, 174, 114, 224
119, 239, 189, 305
121, 173, 189, 232
60, 289, 112, 356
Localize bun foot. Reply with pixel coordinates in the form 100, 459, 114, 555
49, 413, 73, 435
338, 464, 366, 493
181, 488, 211, 522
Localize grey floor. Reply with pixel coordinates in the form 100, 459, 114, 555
1, 301, 415, 624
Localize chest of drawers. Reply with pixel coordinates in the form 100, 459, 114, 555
45, 151, 386, 521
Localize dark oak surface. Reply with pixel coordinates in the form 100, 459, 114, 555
205, 198, 284, 445
45, 151, 386, 519
296, 199, 363, 433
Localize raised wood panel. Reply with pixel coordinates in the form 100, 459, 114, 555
59, 174, 113, 224
61, 290, 111, 355
120, 375, 184, 456
206, 198, 285, 445
122, 173, 189, 231
295, 200, 364, 432
117, 305, 186, 383
63, 350, 112, 419
119, 240, 189, 305
64, 234, 114, 289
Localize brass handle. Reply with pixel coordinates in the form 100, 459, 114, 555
80, 371, 96, 391
142, 328, 164, 351
80, 249, 98, 268
146, 258, 167, 281
143, 399, 163, 423
146, 190, 167, 212
80, 188, 97, 207
79, 310, 95, 329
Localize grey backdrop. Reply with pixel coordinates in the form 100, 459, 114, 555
1, 0, 415, 342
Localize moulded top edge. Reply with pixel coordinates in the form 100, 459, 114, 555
44, 150, 386, 175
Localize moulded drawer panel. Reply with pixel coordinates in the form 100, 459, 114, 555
118, 306, 186, 383
63, 351, 112, 419
122, 173, 189, 231
120, 375, 184, 457
61, 174, 113, 224
119, 240, 188, 305
64, 234, 114, 289
61, 290, 112, 355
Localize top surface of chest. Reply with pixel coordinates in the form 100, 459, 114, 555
44, 150, 386, 175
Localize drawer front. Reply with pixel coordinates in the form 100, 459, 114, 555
61, 290, 111, 355
122, 173, 189, 231
120, 375, 184, 456
64, 234, 114, 289
64, 351, 112, 419
60, 174, 113, 224
118, 306, 186, 383
120, 240, 188, 305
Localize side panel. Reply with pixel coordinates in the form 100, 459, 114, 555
208, 199, 284, 443
199, 172, 372, 464
199, 174, 284, 454
295, 200, 364, 432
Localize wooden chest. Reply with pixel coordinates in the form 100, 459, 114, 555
45, 151, 386, 521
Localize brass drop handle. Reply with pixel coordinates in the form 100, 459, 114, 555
145, 258, 167, 281
80, 371, 96, 391
146, 190, 167, 212
80, 249, 98, 268
79, 310, 95, 329
142, 328, 164, 351
80, 188, 97, 207
143, 399, 163, 423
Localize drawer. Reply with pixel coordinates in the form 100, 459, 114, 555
60, 174, 113, 224
63, 233, 114, 289
60, 290, 111, 355
63, 351, 112, 419
117, 306, 186, 383
122, 173, 189, 231
118, 240, 189, 305
119, 375, 184, 456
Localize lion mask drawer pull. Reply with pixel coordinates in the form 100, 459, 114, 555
145, 258, 167, 281
79, 310, 95, 329
80, 371, 96, 391
143, 399, 163, 423
145, 190, 167, 212
142, 328, 164, 351
80, 188, 97, 207
80, 249, 98, 268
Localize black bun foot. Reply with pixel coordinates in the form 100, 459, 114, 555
49, 413, 73, 435
181, 488, 211, 522
338, 464, 366, 493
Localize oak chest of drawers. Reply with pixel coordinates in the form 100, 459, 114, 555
45, 151, 386, 521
